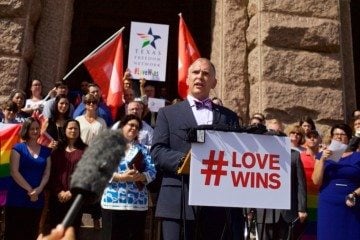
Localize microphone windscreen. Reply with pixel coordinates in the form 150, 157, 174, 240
70, 129, 126, 203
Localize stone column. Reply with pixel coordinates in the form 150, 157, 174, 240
30, 0, 74, 93
247, 0, 347, 129
211, 0, 249, 123
0, 0, 41, 101
338, 0, 356, 122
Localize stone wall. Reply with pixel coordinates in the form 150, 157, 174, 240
244, 0, 354, 132
0, 0, 356, 134
0, 0, 73, 103
211, 0, 250, 122
0, 0, 41, 102
29, 0, 74, 94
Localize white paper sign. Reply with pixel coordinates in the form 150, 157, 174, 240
189, 131, 291, 209
148, 97, 165, 112
127, 22, 169, 82
327, 139, 348, 162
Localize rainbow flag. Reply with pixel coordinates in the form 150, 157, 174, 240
0, 124, 21, 188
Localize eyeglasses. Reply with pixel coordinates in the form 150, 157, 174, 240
290, 132, 302, 136
333, 133, 347, 137
85, 101, 97, 105
126, 123, 139, 130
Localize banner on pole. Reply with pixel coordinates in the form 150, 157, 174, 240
189, 131, 291, 209
127, 22, 169, 82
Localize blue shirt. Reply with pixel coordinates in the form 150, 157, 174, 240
6, 143, 51, 208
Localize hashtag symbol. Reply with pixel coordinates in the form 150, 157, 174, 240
201, 150, 228, 186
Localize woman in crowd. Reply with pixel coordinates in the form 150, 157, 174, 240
4, 117, 52, 240
46, 119, 87, 237
75, 93, 107, 145
44, 94, 71, 149
300, 130, 321, 239
101, 114, 156, 240
8, 89, 29, 122
75, 93, 106, 229
285, 124, 306, 152
312, 123, 360, 240
299, 116, 316, 135
0, 100, 19, 124
23, 79, 45, 115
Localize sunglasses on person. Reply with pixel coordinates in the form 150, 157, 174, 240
85, 101, 98, 105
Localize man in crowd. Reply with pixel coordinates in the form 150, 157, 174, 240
151, 58, 243, 240
115, 88, 135, 121
42, 81, 74, 118
72, 83, 112, 127
140, 80, 157, 128
112, 100, 153, 149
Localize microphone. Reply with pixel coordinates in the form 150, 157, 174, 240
61, 129, 126, 228
186, 124, 268, 143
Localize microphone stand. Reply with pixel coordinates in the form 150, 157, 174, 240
181, 175, 187, 240
61, 194, 84, 228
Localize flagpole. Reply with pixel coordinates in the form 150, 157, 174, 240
62, 26, 125, 80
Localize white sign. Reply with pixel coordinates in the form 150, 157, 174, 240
148, 97, 165, 112
189, 131, 291, 209
327, 139, 348, 162
128, 22, 169, 81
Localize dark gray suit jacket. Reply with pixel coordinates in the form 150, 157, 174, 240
151, 100, 239, 220
255, 150, 307, 224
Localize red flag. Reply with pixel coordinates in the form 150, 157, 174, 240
84, 33, 124, 119
178, 14, 201, 99
37, 131, 54, 147
32, 111, 53, 146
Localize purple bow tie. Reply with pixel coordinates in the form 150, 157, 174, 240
194, 99, 212, 110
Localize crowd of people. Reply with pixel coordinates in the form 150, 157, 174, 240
1, 58, 360, 240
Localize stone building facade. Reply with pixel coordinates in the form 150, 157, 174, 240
0, 0, 357, 134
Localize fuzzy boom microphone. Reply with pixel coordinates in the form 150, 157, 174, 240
61, 129, 126, 227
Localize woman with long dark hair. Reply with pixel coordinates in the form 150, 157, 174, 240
46, 119, 87, 237
8, 89, 29, 122
44, 94, 71, 149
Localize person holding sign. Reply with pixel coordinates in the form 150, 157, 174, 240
151, 58, 241, 240
312, 123, 360, 240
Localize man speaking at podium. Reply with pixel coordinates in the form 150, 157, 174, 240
151, 58, 242, 240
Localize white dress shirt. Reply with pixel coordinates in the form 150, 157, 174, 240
187, 95, 213, 125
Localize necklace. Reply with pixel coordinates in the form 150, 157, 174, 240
26, 142, 40, 158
